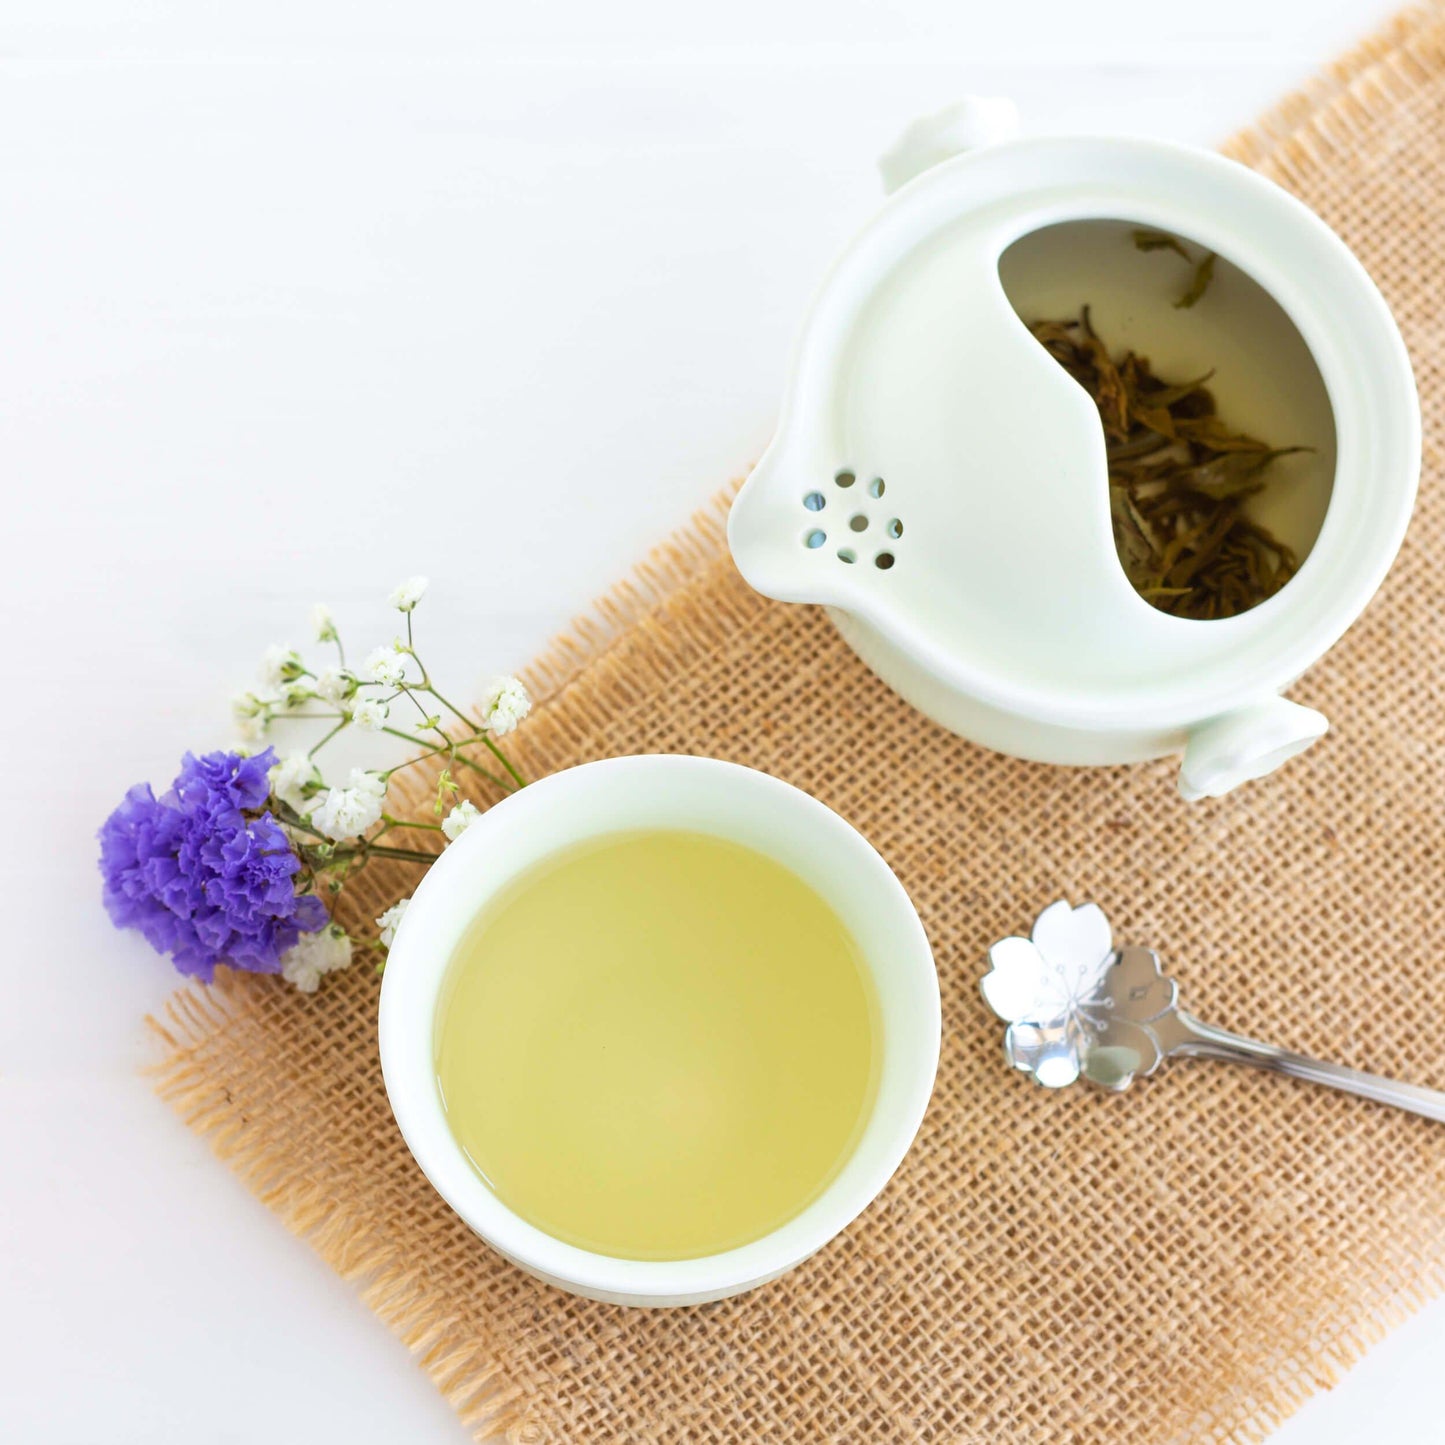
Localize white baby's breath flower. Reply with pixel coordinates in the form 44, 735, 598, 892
310, 603, 337, 643
353, 768, 387, 800
352, 697, 389, 732
232, 691, 273, 740
441, 799, 481, 842
308, 768, 389, 841
278, 680, 313, 711
280, 923, 353, 993
269, 752, 319, 813
259, 645, 304, 689
477, 675, 531, 736
314, 666, 355, 706
388, 576, 429, 613
376, 898, 411, 950
364, 646, 407, 688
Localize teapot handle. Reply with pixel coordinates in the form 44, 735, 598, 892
877, 97, 1021, 194
1178, 697, 1328, 801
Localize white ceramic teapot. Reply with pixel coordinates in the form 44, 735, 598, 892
728, 103, 1420, 800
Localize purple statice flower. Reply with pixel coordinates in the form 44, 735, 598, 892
98, 746, 328, 982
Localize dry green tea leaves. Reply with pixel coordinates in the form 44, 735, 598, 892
1132, 228, 1192, 261
1174, 251, 1217, 310
1133, 227, 1218, 307
1029, 308, 1304, 620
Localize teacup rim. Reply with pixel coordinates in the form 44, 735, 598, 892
377, 753, 940, 1306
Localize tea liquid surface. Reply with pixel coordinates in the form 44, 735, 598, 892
435, 829, 877, 1260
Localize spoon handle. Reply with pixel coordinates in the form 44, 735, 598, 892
1172, 1011, 1445, 1124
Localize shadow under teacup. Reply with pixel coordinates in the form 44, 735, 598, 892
378, 755, 940, 1306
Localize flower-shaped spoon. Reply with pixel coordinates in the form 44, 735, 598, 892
981, 900, 1445, 1121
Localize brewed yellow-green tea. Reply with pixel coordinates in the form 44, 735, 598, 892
434, 829, 877, 1260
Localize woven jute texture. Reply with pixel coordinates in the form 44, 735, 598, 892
151, 9, 1445, 1441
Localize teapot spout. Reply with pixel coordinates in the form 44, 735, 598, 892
728, 447, 835, 605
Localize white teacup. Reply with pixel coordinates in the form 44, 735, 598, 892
378, 755, 940, 1307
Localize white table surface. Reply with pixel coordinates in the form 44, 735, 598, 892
5, 2, 1442, 1439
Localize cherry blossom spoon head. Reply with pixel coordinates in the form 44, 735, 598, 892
980, 901, 1179, 1093
981, 900, 1445, 1123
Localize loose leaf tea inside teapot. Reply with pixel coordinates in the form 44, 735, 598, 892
1027, 307, 1306, 620
1133, 229, 1218, 309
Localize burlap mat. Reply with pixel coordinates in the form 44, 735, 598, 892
150, 9, 1445, 1441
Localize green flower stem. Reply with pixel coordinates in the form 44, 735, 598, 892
379, 726, 514, 793
412, 668, 527, 792
451, 753, 513, 793
271, 803, 330, 841
308, 718, 349, 758
284, 819, 330, 843
378, 742, 436, 775
329, 842, 437, 865
476, 730, 527, 790
416, 678, 475, 732
397, 683, 452, 749
359, 843, 438, 863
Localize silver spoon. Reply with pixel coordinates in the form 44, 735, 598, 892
980, 899, 1445, 1122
